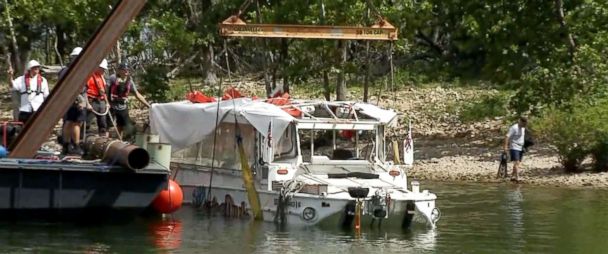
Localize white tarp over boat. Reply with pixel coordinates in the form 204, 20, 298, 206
150, 98, 294, 151
353, 103, 398, 124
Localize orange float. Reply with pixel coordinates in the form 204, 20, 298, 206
152, 179, 184, 214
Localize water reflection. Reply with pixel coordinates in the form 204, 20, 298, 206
505, 185, 525, 252
148, 217, 183, 250
2, 183, 608, 253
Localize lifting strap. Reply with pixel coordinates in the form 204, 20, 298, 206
225, 38, 264, 221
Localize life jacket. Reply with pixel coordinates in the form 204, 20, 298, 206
21, 73, 43, 95
266, 93, 302, 117
222, 87, 244, 100
86, 73, 106, 100
186, 91, 216, 103
110, 77, 131, 102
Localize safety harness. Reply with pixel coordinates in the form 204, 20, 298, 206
21, 73, 43, 95
109, 77, 131, 102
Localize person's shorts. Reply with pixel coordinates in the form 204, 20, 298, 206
65, 105, 87, 122
510, 149, 524, 162
111, 107, 131, 127
18, 111, 33, 124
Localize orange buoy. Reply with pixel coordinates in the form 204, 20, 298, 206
152, 179, 184, 214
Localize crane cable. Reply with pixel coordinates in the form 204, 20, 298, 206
205, 53, 225, 204
389, 41, 396, 108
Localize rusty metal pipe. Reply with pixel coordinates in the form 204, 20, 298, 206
85, 136, 150, 170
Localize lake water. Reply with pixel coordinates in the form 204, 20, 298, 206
1, 182, 607, 253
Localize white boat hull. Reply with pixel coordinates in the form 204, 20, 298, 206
173, 166, 439, 228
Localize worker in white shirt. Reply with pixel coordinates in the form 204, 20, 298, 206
10, 60, 50, 123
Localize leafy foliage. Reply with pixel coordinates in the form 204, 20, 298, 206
140, 64, 170, 102
535, 99, 608, 172
459, 92, 510, 123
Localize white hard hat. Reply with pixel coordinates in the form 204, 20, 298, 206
70, 47, 83, 56
26, 60, 41, 70
99, 59, 108, 70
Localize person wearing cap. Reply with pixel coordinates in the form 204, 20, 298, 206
85, 59, 110, 137
59, 47, 88, 155
10, 60, 49, 123
503, 117, 528, 182
107, 62, 150, 138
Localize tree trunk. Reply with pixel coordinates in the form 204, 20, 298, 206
202, 44, 217, 85
45, 27, 50, 64
3, 0, 21, 73
256, 0, 272, 97
115, 40, 122, 65
56, 25, 67, 65
363, 41, 372, 102
554, 0, 577, 59
272, 66, 277, 91
323, 71, 330, 101
53, 31, 64, 67
320, 0, 331, 101
336, 40, 348, 101
280, 38, 289, 93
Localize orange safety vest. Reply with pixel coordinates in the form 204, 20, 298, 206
86, 73, 106, 100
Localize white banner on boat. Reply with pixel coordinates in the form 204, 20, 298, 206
403, 120, 414, 166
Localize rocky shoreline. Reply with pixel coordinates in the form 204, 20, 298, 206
409, 138, 608, 188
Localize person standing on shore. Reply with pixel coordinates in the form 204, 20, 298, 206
503, 117, 528, 182
10, 60, 49, 123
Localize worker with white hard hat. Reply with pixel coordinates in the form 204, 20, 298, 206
10, 59, 49, 123
58, 46, 84, 79
60, 46, 89, 155
84, 58, 110, 138
70, 47, 83, 57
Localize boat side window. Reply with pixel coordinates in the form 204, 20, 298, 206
274, 125, 297, 161
171, 122, 256, 170
299, 129, 375, 161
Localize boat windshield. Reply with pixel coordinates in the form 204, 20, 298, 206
299, 129, 376, 163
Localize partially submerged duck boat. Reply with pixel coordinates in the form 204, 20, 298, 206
151, 97, 440, 228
